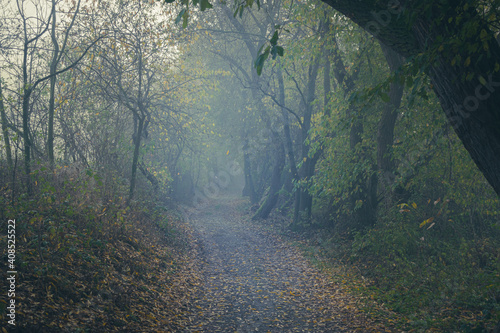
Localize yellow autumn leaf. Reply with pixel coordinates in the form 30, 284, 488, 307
419, 217, 434, 228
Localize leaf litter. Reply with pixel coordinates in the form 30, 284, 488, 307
180, 197, 395, 332
1, 196, 396, 332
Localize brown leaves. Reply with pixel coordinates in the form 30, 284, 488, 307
0, 203, 202, 332
179, 198, 396, 332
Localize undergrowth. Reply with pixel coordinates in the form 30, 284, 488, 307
0, 164, 201, 332
347, 203, 500, 332
289, 199, 500, 332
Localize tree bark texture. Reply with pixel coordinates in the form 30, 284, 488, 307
321, 0, 500, 195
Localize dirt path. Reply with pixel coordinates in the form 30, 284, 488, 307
180, 197, 392, 332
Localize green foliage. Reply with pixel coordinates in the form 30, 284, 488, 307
2, 0, 500, 330
347, 200, 500, 330
255, 30, 285, 75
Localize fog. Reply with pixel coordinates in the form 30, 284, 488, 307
1, 0, 499, 331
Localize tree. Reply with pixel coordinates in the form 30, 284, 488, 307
90, 0, 168, 202
77, 0, 208, 203
0, 78, 13, 172
173, 0, 500, 196
307, 0, 500, 196
186, 0, 287, 205
47, 0, 83, 168
2, 0, 100, 194
377, 43, 404, 206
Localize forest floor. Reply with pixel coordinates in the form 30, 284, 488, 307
1, 193, 399, 332
179, 196, 396, 332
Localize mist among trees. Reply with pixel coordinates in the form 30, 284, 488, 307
1, 0, 499, 331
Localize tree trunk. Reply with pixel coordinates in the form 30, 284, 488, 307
242, 138, 258, 204
321, 0, 500, 196
417, 22, 500, 197
0, 79, 13, 171
278, 67, 298, 183
22, 87, 32, 195
138, 161, 160, 193
277, 67, 302, 223
293, 50, 322, 225
128, 116, 144, 203
377, 44, 404, 206
252, 141, 285, 220
47, 0, 59, 168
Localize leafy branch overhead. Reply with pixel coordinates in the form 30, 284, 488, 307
1, 0, 499, 331
167, 0, 283, 74
255, 29, 284, 75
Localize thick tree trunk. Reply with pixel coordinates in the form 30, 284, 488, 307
321, 0, 500, 196
277, 67, 303, 224
417, 23, 500, 197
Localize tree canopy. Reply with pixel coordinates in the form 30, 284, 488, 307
1, 0, 499, 331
